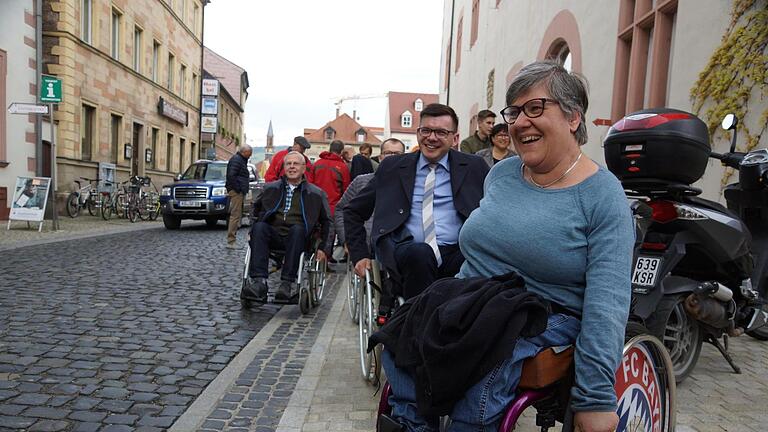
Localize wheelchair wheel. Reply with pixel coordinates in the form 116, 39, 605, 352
359, 270, 377, 382
313, 256, 326, 305
346, 260, 359, 322
299, 286, 310, 314
614, 326, 676, 432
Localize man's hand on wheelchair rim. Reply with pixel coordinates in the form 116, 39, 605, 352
574, 411, 618, 432
354, 258, 371, 278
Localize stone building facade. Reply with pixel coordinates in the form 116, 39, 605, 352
0, 0, 42, 219
43, 0, 206, 202
440, 0, 767, 201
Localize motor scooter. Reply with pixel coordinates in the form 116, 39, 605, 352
604, 110, 768, 382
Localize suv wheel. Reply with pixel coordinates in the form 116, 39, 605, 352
163, 214, 182, 230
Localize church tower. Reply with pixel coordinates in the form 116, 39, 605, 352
266, 120, 274, 155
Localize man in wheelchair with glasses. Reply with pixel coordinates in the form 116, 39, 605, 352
241, 151, 331, 302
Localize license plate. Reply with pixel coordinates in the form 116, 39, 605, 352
178, 201, 201, 207
632, 256, 661, 287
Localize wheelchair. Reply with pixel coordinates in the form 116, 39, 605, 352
346, 258, 360, 322
376, 322, 676, 432
240, 231, 327, 315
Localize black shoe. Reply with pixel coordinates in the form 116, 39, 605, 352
242, 277, 268, 300
275, 280, 296, 301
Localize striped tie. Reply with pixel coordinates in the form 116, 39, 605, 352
422, 163, 442, 266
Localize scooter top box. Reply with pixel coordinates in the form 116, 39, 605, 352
604, 108, 710, 185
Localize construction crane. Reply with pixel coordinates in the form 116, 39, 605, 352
332, 93, 387, 118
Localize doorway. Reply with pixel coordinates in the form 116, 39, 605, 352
132, 122, 142, 176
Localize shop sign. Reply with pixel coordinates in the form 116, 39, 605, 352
158, 97, 188, 125
201, 97, 218, 115
202, 79, 219, 96
201, 115, 218, 134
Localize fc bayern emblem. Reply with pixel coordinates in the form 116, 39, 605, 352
614, 344, 665, 432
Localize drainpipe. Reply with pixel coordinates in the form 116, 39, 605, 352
35, 0, 43, 175
445, 0, 456, 106
198, 1, 207, 159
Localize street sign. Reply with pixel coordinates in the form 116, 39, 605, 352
40, 76, 62, 103
201, 115, 218, 134
7, 103, 49, 115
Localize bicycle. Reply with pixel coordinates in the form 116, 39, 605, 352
66, 177, 100, 218
101, 180, 131, 221
135, 176, 160, 221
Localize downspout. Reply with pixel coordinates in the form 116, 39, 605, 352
35, 0, 43, 176
198, 1, 207, 158
445, 0, 456, 106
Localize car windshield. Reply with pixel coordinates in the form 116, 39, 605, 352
181, 163, 227, 181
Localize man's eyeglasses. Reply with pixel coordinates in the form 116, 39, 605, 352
500, 98, 560, 124
381, 150, 405, 156
416, 127, 455, 139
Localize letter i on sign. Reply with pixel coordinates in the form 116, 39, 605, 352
47, 83, 56, 98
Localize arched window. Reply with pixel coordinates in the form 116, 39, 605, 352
547, 40, 572, 72
401, 111, 412, 128
414, 98, 424, 112
356, 129, 366, 143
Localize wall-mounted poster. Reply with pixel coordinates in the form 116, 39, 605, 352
9, 176, 51, 223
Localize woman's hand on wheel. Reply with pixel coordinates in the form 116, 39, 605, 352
354, 258, 371, 278
316, 250, 327, 262
574, 411, 618, 432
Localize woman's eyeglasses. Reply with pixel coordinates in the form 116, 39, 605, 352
500, 98, 560, 124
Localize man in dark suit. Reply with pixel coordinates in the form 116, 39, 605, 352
344, 103, 489, 299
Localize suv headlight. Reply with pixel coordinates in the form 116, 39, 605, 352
212, 187, 227, 197
161, 187, 172, 196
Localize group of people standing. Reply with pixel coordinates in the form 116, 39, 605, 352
230, 60, 634, 432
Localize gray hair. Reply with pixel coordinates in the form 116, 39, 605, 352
505, 61, 589, 145
283, 151, 306, 165
238, 144, 252, 154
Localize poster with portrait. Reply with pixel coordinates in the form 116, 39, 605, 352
9, 176, 51, 222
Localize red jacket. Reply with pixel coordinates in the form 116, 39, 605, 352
265, 149, 314, 183
312, 151, 350, 215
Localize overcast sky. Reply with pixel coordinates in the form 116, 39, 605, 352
204, 0, 444, 149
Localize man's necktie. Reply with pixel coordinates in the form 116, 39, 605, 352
422, 163, 442, 266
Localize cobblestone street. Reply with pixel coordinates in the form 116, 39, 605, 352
0, 224, 278, 431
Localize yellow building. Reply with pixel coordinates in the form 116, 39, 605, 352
43, 0, 206, 203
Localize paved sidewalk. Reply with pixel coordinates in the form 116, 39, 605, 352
0, 215, 163, 251
275, 273, 768, 432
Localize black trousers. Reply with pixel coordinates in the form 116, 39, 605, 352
249, 222, 307, 281
393, 242, 465, 299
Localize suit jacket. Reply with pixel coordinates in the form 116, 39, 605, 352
344, 149, 489, 279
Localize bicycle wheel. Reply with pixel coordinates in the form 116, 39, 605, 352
137, 196, 151, 221
86, 194, 98, 216
66, 193, 80, 218
115, 193, 126, 219
127, 196, 139, 223
101, 194, 113, 220
148, 193, 160, 221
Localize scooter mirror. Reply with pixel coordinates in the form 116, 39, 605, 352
721, 113, 738, 131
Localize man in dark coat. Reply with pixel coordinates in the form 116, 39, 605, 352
344, 103, 489, 299
242, 151, 330, 301
225, 144, 253, 249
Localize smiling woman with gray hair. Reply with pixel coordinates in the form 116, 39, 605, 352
380, 61, 634, 432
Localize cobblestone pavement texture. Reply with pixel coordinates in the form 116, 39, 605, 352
0, 222, 278, 431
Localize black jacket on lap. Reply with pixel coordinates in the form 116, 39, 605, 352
368, 272, 550, 417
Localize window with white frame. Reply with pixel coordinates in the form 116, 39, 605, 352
111, 8, 122, 60
356, 131, 365, 143
133, 26, 143, 72
401, 111, 412, 128
81, 0, 93, 44
152, 41, 160, 82
414, 98, 423, 112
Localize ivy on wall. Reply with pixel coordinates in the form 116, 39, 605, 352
690, 0, 768, 187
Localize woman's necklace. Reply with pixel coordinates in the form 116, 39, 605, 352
523, 152, 583, 188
